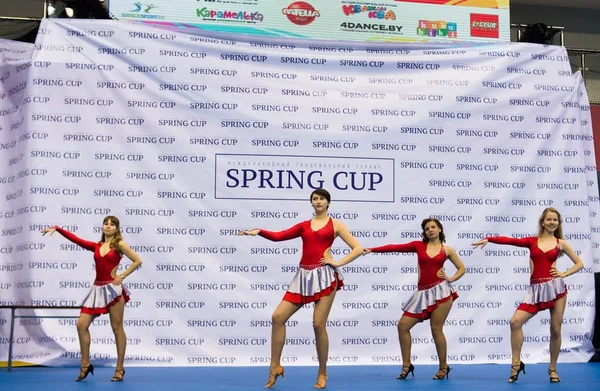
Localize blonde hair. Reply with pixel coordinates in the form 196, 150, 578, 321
537, 207, 563, 240
100, 215, 123, 252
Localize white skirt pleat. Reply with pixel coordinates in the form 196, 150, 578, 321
80, 283, 130, 309
287, 265, 344, 296
402, 280, 457, 314
522, 278, 566, 305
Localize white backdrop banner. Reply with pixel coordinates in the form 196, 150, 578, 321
0, 19, 597, 367
0, 38, 36, 364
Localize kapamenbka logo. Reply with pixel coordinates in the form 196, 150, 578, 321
196, 7, 264, 22
282, 2, 320, 25
470, 13, 499, 38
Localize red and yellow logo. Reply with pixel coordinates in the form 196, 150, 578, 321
470, 13, 499, 38
282, 2, 320, 26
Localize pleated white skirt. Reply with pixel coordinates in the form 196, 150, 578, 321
80, 282, 131, 315
518, 278, 567, 313
402, 280, 458, 320
284, 265, 344, 304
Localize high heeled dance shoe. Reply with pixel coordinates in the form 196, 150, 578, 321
508, 361, 526, 383
397, 364, 415, 379
264, 366, 284, 388
314, 373, 328, 389
111, 368, 126, 382
432, 366, 451, 380
75, 363, 94, 381
548, 368, 560, 383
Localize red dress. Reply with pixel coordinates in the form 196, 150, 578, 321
486, 236, 566, 314
258, 218, 343, 304
369, 241, 458, 320
55, 227, 131, 315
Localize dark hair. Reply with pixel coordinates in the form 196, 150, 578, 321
421, 218, 446, 243
100, 215, 123, 251
310, 188, 331, 203
310, 188, 331, 207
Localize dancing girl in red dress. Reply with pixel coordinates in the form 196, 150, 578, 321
41, 216, 143, 382
239, 189, 363, 389
472, 207, 584, 383
361, 218, 465, 380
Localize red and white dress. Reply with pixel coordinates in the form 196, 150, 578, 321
486, 236, 566, 314
257, 218, 343, 304
369, 241, 458, 320
55, 226, 131, 315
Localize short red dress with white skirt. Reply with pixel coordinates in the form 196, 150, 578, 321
486, 236, 566, 314
257, 218, 343, 304
55, 227, 131, 315
369, 241, 458, 320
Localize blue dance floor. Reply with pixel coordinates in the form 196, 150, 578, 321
1, 363, 600, 390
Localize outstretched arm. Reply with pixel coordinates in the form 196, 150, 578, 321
44, 226, 97, 252
239, 222, 303, 242
366, 241, 419, 254
472, 236, 531, 249
321, 221, 363, 267
551, 240, 584, 278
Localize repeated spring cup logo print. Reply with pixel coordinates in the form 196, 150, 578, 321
0, 18, 597, 367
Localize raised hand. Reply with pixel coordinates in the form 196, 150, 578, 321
41, 227, 57, 236
471, 239, 488, 249
238, 229, 260, 236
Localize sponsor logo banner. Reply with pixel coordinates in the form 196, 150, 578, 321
106, 0, 510, 42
